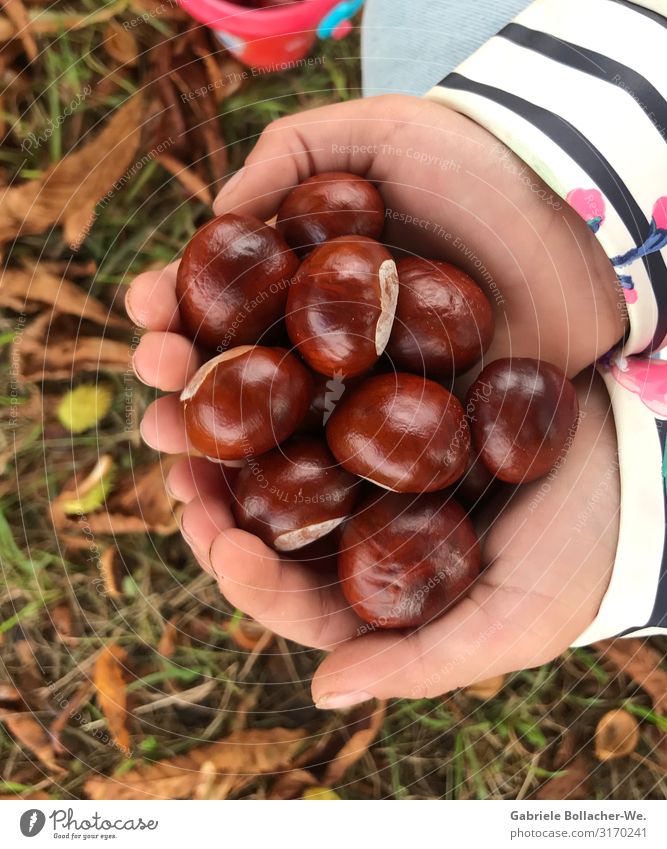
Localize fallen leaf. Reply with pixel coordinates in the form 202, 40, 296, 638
1, 0, 37, 60
93, 644, 130, 756
0, 264, 127, 328
1, 712, 65, 775
13, 312, 131, 381
269, 768, 319, 800
99, 546, 123, 599
50, 601, 77, 643
57, 384, 113, 433
594, 709, 640, 761
50, 680, 94, 755
535, 756, 591, 800
594, 639, 667, 716
51, 457, 179, 537
85, 727, 308, 800
157, 617, 179, 658
103, 20, 138, 67
158, 153, 212, 204
464, 674, 506, 700
51, 455, 116, 519
0, 97, 143, 248
535, 732, 592, 800
323, 700, 386, 786
302, 786, 340, 800
0, 683, 21, 704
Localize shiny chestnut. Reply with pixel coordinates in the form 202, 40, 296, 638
453, 450, 496, 509
181, 346, 312, 461
232, 437, 358, 551
176, 213, 299, 350
326, 372, 469, 492
387, 258, 494, 378
286, 235, 399, 378
338, 492, 481, 628
276, 172, 385, 256
466, 357, 579, 483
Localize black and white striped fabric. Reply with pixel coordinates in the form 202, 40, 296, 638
427, 0, 667, 642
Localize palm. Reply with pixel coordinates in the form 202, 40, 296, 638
128, 95, 621, 702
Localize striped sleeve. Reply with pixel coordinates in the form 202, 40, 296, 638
425, 0, 667, 642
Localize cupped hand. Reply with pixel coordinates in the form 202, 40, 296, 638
127, 95, 623, 704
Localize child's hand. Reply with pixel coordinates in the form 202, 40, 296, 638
127, 95, 624, 703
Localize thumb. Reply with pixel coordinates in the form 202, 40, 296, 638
212, 95, 406, 221
311, 580, 573, 708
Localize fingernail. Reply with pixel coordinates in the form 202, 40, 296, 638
179, 514, 195, 549
315, 691, 373, 710
125, 290, 145, 328
131, 352, 151, 387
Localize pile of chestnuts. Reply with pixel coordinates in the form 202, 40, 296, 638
175, 171, 579, 630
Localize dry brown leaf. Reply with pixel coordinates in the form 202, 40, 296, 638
157, 617, 179, 658
158, 153, 212, 204
1, 712, 66, 775
594, 639, 667, 716
0, 97, 143, 248
50, 680, 94, 755
0, 264, 127, 328
13, 312, 131, 381
535, 754, 591, 800
50, 601, 76, 643
99, 546, 123, 599
0, 683, 21, 704
2, 0, 37, 59
0, 3, 143, 41
103, 20, 138, 67
269, 768, 319, 800
85, 727, 308, 800
0, 792, 51, 800
464, 674, 506, 700
323, 700, 386, 787
594, 709, 640, 761
93, 644, 130, 756
51, 457, 179, 538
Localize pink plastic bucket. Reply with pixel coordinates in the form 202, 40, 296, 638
178, 0, 364, 71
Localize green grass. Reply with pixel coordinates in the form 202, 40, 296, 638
0, 0, 666, 801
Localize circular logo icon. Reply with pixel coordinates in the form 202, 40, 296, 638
20, 809, 46, 837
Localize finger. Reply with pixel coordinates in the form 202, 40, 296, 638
166, 456, 233, 504
209, 528, 363, 650
133, 331, 201, 391
311, 579, 569, 708
180, 496, 235, 573
125, 262, 182, 331
212, 97, 398, 220
140, 394, 192, 454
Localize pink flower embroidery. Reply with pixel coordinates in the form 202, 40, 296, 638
566, 188, 606, 232
611, 356, 667, 418
652, 197, 667, 231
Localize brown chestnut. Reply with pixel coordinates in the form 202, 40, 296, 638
466, 357, 579, 483
285, 235, 399, 378
232, 437, 358, 551
338, 492, 481, 628
181, 346, 312, 461
326, 372, 469, 492
276, 172, 385, 256
387, 258, 494, 378
176, 213, 299, 350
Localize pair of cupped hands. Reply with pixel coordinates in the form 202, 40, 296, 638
127, 95, 625, 709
